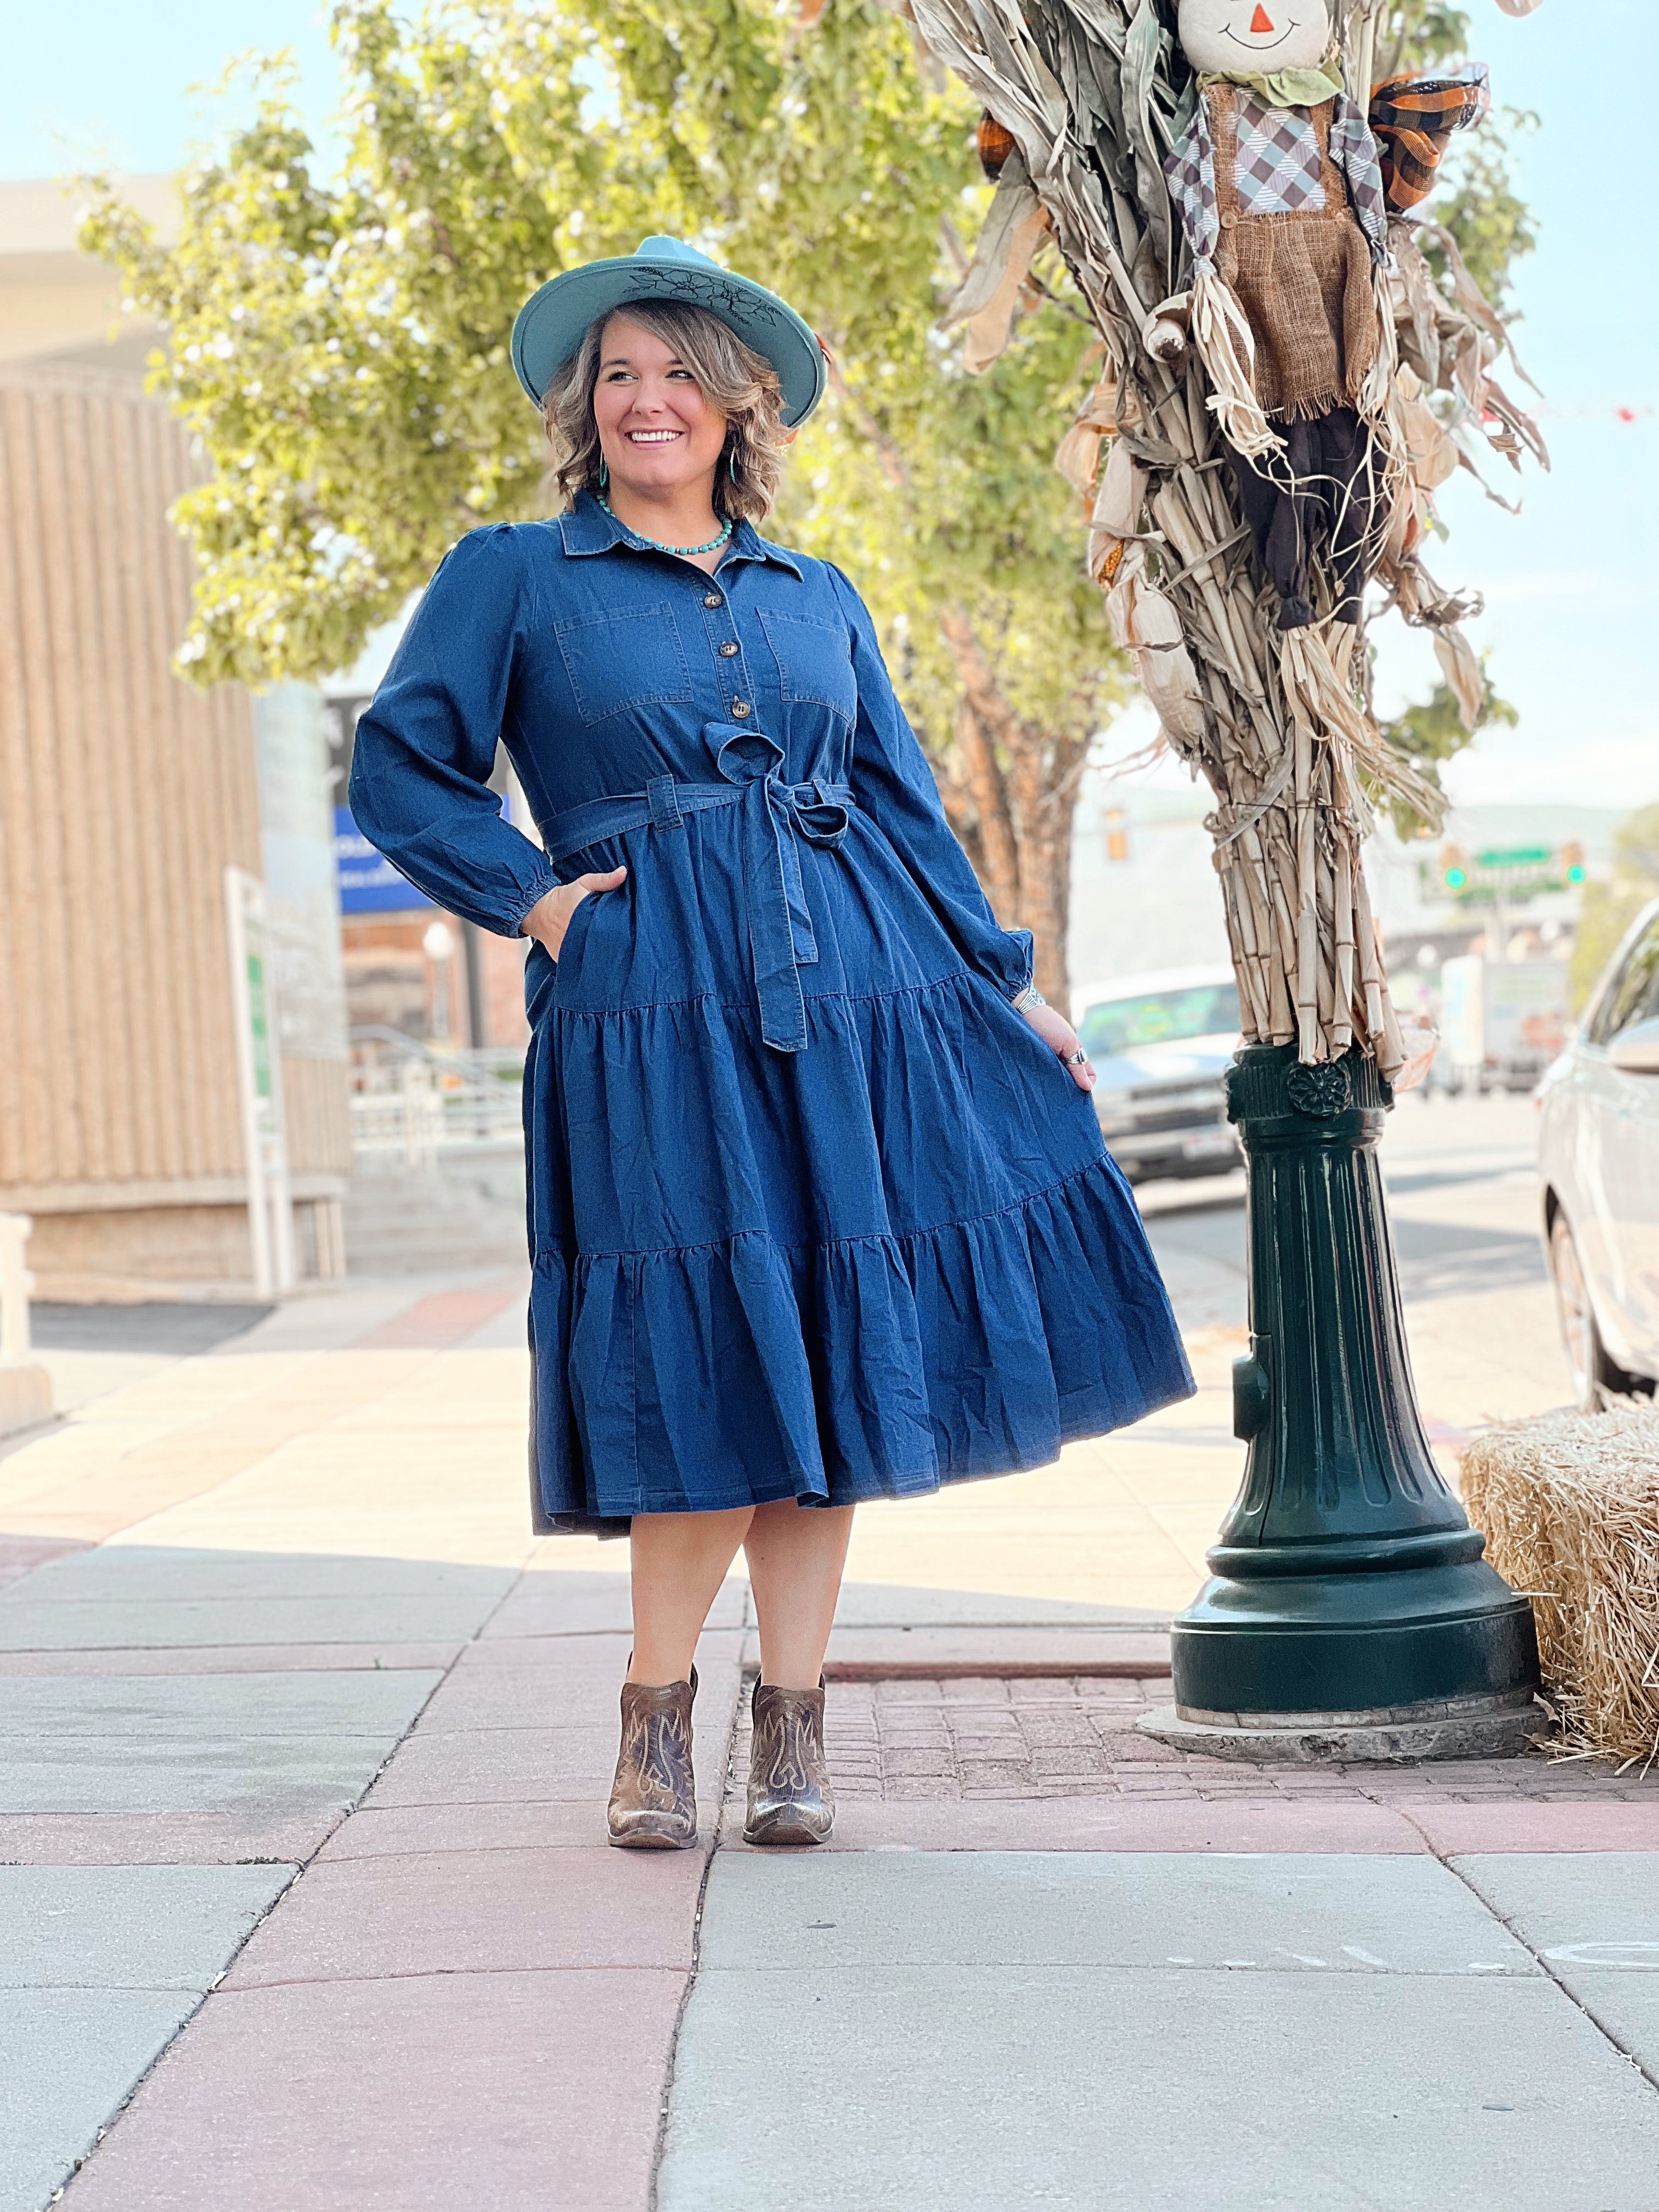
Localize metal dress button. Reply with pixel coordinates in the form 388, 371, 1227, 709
703, 592, 722, 608
719, 641, 739, 657
731, 699, 751, 718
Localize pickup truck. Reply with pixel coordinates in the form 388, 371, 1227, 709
1073, 964, 1243, 1186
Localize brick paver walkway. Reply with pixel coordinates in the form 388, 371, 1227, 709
725, 1675, 1659, 1807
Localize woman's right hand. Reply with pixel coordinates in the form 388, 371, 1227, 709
520, 866, 627, 959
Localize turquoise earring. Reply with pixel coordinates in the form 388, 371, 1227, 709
598, 457, 608, 489
729, 450, 738, 482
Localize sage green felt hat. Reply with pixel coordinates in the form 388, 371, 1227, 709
511, 234, 827, 427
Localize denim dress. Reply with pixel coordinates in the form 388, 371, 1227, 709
349, 492, 1193, 1531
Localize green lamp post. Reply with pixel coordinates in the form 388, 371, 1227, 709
901, 0, 1547, 1756
1142, 1043, 1539, 1760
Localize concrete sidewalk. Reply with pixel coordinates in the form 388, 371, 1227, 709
662, 1850, 1659, 2211
1, 1262, 1656, 2210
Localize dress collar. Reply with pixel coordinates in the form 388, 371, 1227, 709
557, 489, 802, 577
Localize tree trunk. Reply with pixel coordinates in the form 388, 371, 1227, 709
1012, 766, 1077, 1007
935, 605, 1086, 1008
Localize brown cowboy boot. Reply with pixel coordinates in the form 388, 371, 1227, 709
744, 1676, 834, 1846
607, 1667, 698, 1850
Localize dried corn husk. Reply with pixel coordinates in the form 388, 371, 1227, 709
1054, 375, 1122, 493
1086, 435, 1147, 582
1432, 619, 1486, 733
1356, 262, 1401, 423
1381, 363, 1457, 563
1392, 364, 1459, 490
909, 0, 1542, 1075
1140, 289, 1193, 363
1189, 264, 1283, 461
1105, 549, 1206, 748
936, 153, 1053, 372
1054, 420, 1102, 495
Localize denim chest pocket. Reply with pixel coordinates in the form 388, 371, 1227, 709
757, 611, 858, 726
555, 601, 692, 725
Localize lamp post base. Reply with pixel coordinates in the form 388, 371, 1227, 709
1167, 1043, 1541, 1740
1137, 1686, 1541, 1765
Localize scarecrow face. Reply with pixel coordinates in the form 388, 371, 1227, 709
1176, 0, 1333, 75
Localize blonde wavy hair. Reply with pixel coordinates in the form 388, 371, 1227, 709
541, 300, 788, 526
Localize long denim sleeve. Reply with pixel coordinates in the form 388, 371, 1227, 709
348, 528, 560, 937
827, 564, 1034, 1001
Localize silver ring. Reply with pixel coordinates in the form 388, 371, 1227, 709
1064, 1049, 1088, 1068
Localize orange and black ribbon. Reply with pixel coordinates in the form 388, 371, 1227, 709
1368, 66, 1491, 214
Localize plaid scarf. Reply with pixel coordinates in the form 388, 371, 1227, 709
1368, 65, 1491, 213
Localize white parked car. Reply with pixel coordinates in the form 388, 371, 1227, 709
1537, 897, 1659, 1407
1073, 964, 1243, 1185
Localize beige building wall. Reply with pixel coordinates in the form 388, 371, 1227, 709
0, 177, 178, 374
0, 360, 348, 1296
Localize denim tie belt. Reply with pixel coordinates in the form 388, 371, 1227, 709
539, 723, 855, 1054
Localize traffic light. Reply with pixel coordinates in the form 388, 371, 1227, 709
1560, 839, 1587, 885
1440, 842, 1468, 892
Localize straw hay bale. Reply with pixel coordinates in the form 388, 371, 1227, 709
1463, 1405, 1659, 1768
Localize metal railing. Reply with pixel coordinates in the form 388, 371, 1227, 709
349, 1029, 525, 1164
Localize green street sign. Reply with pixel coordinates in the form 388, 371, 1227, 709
1421, 840, 1589, 906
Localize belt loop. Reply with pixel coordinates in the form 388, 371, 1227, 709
647, 776, 684, 833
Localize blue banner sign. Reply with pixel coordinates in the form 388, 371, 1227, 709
323, 695, 433, 915
333, 806, 434, 915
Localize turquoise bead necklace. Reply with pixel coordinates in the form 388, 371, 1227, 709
596, 490, 732, 557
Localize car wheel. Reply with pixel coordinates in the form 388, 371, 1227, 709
1549, 1209, 1604, 1410
1548, 1207, 1654, 1409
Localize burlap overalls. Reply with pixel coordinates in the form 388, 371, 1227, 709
1208, 82, 1381, 421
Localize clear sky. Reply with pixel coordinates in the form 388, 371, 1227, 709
6, 1, 1652, 812
4, 4, 341, 181
1364, 0, 1659, 812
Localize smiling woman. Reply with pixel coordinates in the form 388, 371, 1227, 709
541, 300, 788, 533
345, 232, 1193, 1858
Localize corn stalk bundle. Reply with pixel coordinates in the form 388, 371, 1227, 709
1464, 1406, 1659, 1770
906, 0, 1544, 1071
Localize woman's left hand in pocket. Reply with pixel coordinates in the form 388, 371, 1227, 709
520, 867, 627, 960
1021, 1001, 1094, 1092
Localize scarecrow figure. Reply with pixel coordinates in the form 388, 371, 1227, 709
909, 0, 1544, 1075
1161, 0, 1392, 629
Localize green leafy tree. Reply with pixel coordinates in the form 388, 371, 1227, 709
80, 7, 675, 684
82, 0, 1532, 1001
584, 3, 1123, 992
1571, 805, 1659, 1012
1376, 671, 1517, 839
84, 0, 1116, 994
